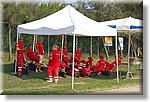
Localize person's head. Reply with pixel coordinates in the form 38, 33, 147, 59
63, 46, 68, 51
28, 44, 32, 50
39, 37, 44, 43
52, 45, 58, 50
88, 57, 93, 61
77, 47, 81, 51
19, 37, 24, 42
99, 54, 104, 59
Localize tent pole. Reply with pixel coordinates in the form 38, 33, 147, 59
33, 35, 36, 52
48, 35, 50, 57
72, 33, 76, 90
115, 36, 119, 83
61, 35, 64, 61
127, 34, 131, 72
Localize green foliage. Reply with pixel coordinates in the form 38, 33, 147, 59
1, 1, 143, 56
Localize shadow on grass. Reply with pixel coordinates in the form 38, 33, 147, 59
90, 71, 127, 80
2, 62, 48, 80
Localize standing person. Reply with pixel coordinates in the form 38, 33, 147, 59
47, 45, 60, 83
16, 37, 24, 76
36, 37, 44, 72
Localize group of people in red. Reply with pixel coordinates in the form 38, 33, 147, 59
16, 37, 45, 76
16, 37, 122, 83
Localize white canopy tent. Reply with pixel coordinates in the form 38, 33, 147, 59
100, 17, 143, 77
16, 5, 118, 89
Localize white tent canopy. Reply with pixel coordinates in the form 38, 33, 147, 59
100, 17, 143, 31
16, 5, 118, 89
100, 17, 143, 78
17, 5, 117, 36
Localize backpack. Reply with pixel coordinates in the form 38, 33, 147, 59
28, 62, 36, 70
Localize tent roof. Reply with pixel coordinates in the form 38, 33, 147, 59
100, 17, 143, 31
17, 5, 117, 36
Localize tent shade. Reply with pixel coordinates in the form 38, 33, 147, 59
17, 5, 117, 36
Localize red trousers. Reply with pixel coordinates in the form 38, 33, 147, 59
47, 64, 60, 81
17, 52, 24, 76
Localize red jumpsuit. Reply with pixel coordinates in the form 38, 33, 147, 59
86, 60, 96, 71
26, 49, 40, 63
16, 41, 24, 76
36, 41, 44, 55
74, 50, 81, 67
36, 41, 44, 64
47, 50, 60, 82
107, 60, 122, 72
62, 50, 70, 64
95, 59, 110, 72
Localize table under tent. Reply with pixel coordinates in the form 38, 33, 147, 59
100, 17, 143, 78
15, 5, 118, 89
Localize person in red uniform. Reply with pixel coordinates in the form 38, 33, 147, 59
106, 56, 123, 72
36, 37, 44, 72
26, 44, 40, 71
74, 47, 86, 68
62, 46, 70, 64
86, 57, 96, 71
16, 37, 24, 76
47, 45, 60, 83
95, 54, 110, 75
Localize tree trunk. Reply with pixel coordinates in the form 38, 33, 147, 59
64, 35, 67, 46
97, 37, 99, 56
102, 37, 109, 60
8, 25, 12, 61
76, 36, 78, 50
90, 36, 92, 57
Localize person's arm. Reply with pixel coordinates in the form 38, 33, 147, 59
96, 61, 99, 67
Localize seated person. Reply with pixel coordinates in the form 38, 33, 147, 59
95, 54, 110, 75
26, 44, 41, 72
62, 46, 71, 64
86, 57, 96, 71
74, 47, 86, 68
106, 56, 123, 72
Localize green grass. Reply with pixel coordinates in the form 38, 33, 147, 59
1, 54, 143, 95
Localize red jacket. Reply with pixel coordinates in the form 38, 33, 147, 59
62, 50, 68, 59
16, 41, 24, 54
75, 50, 82, 59
26, 49, 35, 59
36, 41, 44, 55
86, 60, 92, 67
49, 50, 60, 66
96, 59, 110, 71
110, 60, 122, 68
